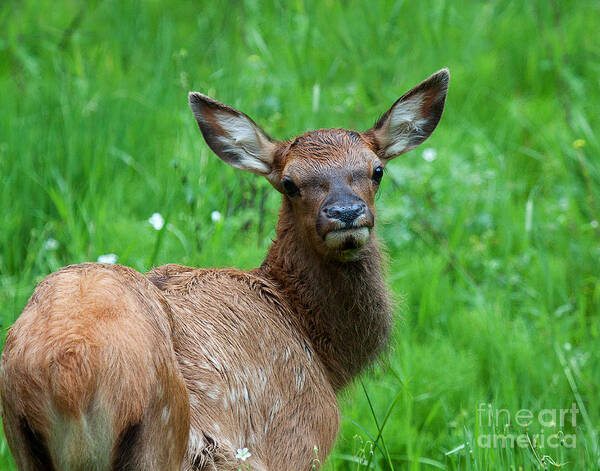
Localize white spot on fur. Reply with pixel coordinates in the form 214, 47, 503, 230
295, 368, 305, 392
303, 341, 313, 361
270, 349, 279, 362
187, 429, 205, 462
208, 355, 222, 371
204, 386, 221, 401
161, 406, 170, 424
268, 398, 281, 425
257, 368, 267, 391
241, 385, 249, 404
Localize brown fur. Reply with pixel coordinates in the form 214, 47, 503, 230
1, 264, 190, 470
1, 69, 449, 470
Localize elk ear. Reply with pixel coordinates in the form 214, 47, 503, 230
365, 68, 449, 160
189, 93, 277, 175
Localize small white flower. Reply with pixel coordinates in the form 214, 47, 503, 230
422, 148, 437, 162
148, 212, 165, 231
44, 238, 59, 251
564, 342, 572, 351
591, 220, 599, 229
236, 448, 251, 461
97, 253, 118, 264
211, 210, 223, 223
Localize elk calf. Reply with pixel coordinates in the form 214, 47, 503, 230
1, 69, 449, 470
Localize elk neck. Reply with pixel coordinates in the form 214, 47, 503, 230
259, 198, 393, 390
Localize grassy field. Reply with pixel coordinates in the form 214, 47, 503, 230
1, 0, 599, 469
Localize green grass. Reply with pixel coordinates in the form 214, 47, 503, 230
1, 0, 599, 469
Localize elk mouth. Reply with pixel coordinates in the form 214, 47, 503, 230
324, 227, 371, 252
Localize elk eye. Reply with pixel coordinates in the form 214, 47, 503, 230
282, 176, 300, 197
372, 166, 384, 184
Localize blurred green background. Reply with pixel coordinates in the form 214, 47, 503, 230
1, 0, 599, 469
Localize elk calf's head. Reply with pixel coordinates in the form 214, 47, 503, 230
189, 69, 449, 261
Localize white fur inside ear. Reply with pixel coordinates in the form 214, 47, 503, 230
381, 93, 428, 157
214, 112, 273, 174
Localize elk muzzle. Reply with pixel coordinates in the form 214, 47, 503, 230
319, 197, 374, 256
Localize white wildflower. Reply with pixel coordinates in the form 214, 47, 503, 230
422, 148, 437, 162
211, 210, 223, 223
564, 342, 572, 351
44, 238, 59, 251
591, 220, 598, 229
97, 253, 118, 264
148, 212, 165, 231
236, 448, 251, 461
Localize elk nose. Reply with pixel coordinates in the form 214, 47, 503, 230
324, 203, 366, 225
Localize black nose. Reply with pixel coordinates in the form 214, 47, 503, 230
324, 203, 366, 224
